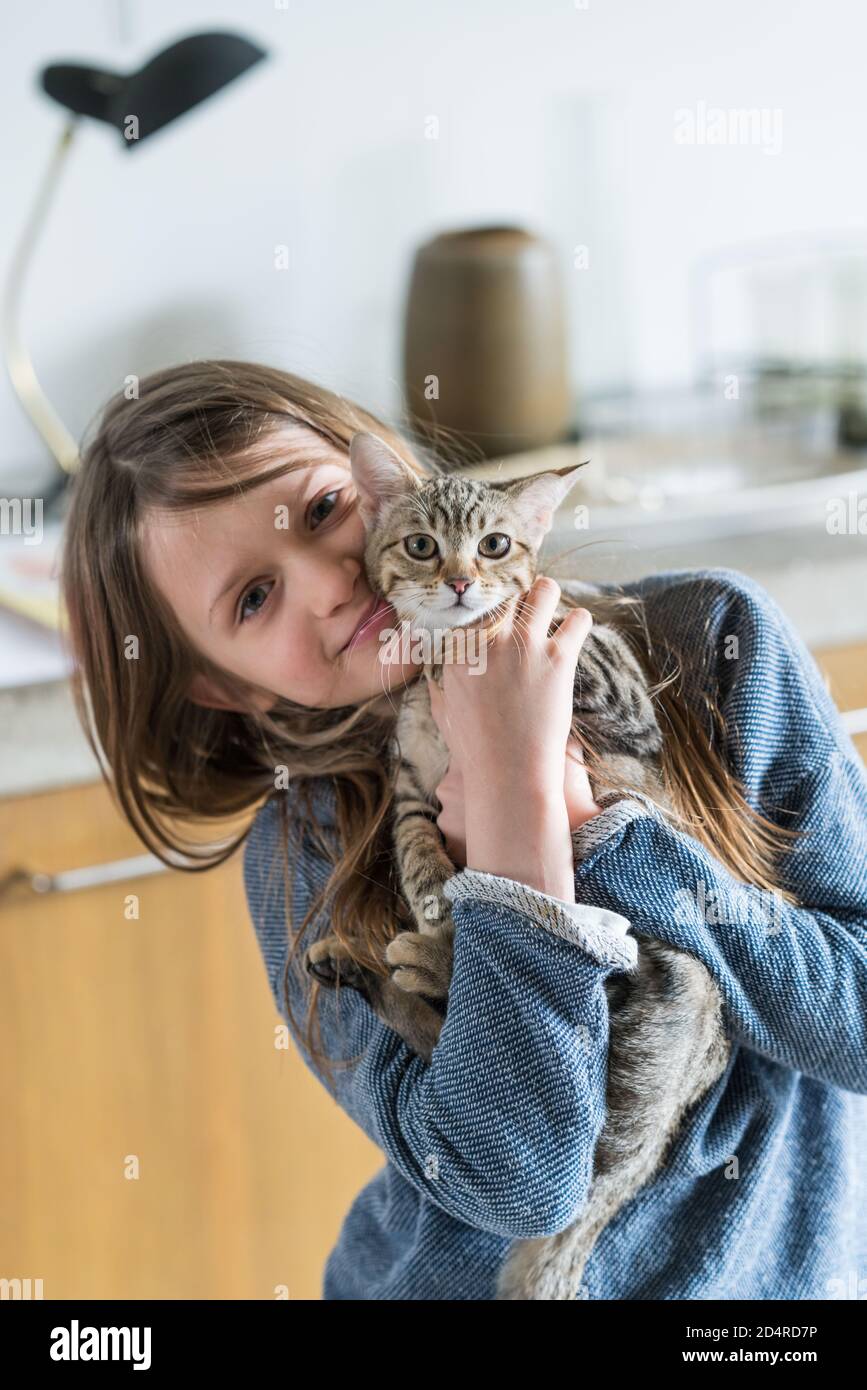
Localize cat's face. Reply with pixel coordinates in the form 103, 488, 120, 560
348, 432, 587, 632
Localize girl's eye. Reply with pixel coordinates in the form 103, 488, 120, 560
309, 490, 341, 528
404, 533, 439, 559
238, 581, 273, 624
478, 533, 511, 558
237, 486, 345, 622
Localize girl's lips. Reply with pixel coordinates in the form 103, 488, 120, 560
341, 595, 394, 655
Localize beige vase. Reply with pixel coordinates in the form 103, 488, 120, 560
402, 225, 572, 459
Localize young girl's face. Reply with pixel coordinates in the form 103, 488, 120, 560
140, 437, 423, 712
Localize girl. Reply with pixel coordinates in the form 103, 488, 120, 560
61, 358, 867, 1300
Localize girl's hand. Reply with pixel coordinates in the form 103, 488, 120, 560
426, 577, 599, 899
429, 689, 602, 869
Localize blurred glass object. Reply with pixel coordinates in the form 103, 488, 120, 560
690, 235, 867, 446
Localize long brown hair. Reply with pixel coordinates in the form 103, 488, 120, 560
60, 359, 803, 1086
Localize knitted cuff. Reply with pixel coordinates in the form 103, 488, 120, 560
571, 791, 661, 861
442, 869, 638, 969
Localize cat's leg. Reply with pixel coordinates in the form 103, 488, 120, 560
495, 943, 731, 1299
386, 688, 457, 1000
385, 787, 456, 998
385, 909, 455, 1000
305, 935, 444, 1063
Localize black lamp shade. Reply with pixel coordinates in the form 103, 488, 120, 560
40, 31, 267, 146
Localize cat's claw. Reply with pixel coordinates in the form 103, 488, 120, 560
385, 930, 453, 999
305, 935, 370, 994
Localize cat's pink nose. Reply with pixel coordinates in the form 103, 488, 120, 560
446, 577, 473, 595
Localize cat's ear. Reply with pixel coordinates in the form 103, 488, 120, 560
349, 431, 420, 528
501, 461, 589, 547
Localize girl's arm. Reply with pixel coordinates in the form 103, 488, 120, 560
567, 752, 867, 1094
560, 565, 867, 1094
431, 562, 867, 1092
244, 797, 635, 1240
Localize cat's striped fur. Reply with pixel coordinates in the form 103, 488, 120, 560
306, 433, 730, 1300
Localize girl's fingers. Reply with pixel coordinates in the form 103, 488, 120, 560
490, 589, 519, 641
518, 575, 562, 639
549, 604, 593, 659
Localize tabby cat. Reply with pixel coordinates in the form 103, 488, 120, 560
306, 431, 730, 1300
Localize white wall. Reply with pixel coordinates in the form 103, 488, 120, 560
2, 0, 866, 489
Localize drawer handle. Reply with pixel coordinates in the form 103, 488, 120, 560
841, 707, 867, 736
0, 853, 169, 901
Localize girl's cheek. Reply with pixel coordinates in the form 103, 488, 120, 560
259, 626, 301, 698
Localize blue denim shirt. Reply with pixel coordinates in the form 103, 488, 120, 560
243, 567, 867, 1300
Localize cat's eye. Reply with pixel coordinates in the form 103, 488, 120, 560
404, 533, 439, 559
478, 533, 511, 558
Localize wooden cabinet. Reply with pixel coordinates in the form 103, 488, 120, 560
0, 781, 382, 1299
811, 640, 867, 764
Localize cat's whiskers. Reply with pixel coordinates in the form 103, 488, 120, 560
510, 608, 559, 675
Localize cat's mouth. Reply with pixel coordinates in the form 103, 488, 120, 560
414, 597, 499, 630
389, 587, 516, 632
447, 598, 486, 624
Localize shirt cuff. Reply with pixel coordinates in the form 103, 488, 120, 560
442, 868, 638, 969
571, 791, 662, 862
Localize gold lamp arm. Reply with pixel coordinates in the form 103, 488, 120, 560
2, 117, 82, 476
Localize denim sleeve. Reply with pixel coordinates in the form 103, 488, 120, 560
243, 806, 637, 1240
567, 752, 867, 1095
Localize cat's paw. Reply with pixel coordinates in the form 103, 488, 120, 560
305, 934, 370, 995
385, 930, 454, 999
